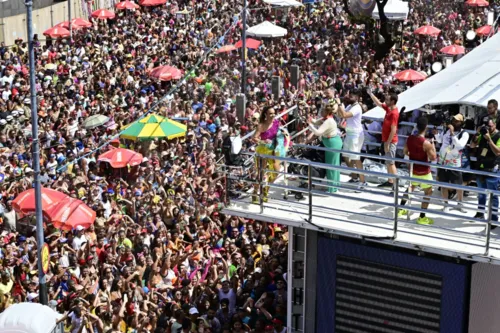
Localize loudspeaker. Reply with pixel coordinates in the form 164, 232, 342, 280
236, 94, 246, 124
291, 65, 300, 89
272, 76, 281, 100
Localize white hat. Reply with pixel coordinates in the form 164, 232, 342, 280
6, 116, 13, 122
189, 307, 199, 315
25, 167, 34, 173
75, 225, 85, 231
11, 111, 18, 117
27, 293, 39, 302
0, 119, 6, 126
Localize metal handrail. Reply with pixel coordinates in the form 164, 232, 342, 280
224, 150, 500, 258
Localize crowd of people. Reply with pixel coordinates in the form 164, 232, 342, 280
0, 0, 498, 331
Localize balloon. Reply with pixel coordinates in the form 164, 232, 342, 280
349, 0, 376, 17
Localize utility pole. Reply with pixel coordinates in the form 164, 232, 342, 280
241, 0, 247, 95
68, 0, 72, 40
25, 0, 48, 306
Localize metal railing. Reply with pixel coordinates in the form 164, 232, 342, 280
223, 142, 500, 257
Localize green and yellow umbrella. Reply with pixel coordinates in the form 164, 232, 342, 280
120, 114, 187, 141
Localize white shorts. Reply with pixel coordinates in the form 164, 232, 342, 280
343, 133, 364, 160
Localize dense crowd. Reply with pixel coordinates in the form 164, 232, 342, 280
0, 0, 497, 331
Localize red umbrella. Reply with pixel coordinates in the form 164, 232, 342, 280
234, 38, 262, 49
476, 25, 493, 36
12, 188, 68, 215
98, 147, 143, 168
465, 0, 489, 6
217, 45, 237, 53
56, 18, 92, 29
115, 1, 140, 9
139, 0, 166, 6
414, 25, 441, 37
91, 9, 116, 19
43, 27, 70, 38
43, 197, 96, 231
394, 69, 427, 82
440, 44, 465, 55
149, 65, 183, 81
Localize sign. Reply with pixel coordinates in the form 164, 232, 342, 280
41, 243, 50, 274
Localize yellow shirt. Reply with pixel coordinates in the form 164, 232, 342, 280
0, 280, 13, 303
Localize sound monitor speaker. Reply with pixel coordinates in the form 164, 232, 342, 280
291, 65, 300, 88
236, 94, 246, 124
272, 76, 281, 100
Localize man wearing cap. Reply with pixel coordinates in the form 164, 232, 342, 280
437, 113, 469, 213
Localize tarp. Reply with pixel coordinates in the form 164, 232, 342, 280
246, 21, 288, 38
0, 303, 62, 333
372, 0, 409, 20
364, 32, 500, 119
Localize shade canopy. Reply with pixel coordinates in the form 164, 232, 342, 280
0, 303, 62, 333
115, 1, 140, 9
465, 0, 489, 6
440, 44, 465, 55
263, 0, 303, 7
83, 114, 110, 129
364, 32, 500, 119
43, 27, 70, 38
414, 25, 441, 36
394, 69, 427, 82
476, 25, 493, 36
139, 0, 166, 6
372, 0, 409, 20
120, 114, 187, 141
217, 45, 237, 53
149, 65, 183, 81
91, 9, 116, 19
98, 147, 143, 168
43, 197, 96, 231
12, 188, 68, 215
234, 38, 262, 49
246, 21, 287, 38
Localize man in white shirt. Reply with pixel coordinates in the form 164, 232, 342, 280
72, 226, 87, 250
436, 113, 469, 213
337, 90, 367, 191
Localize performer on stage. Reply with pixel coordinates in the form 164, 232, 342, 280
253, 106, 291, 204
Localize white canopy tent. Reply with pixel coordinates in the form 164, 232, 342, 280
263, 0, 303, 7
246, 21, 288, 38
364, 32, 500, 119
0, 303, 63, 333
372, 0, 409, 20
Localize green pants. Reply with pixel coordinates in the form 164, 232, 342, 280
322, 136, 343, 193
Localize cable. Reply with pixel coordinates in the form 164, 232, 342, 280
52, 11, 243, 174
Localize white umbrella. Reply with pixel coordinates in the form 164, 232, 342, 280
263, 0, 303, 7
83, 114, 110, 129
246, 21, 288, 38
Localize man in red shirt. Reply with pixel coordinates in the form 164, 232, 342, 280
368, 90, 399, 189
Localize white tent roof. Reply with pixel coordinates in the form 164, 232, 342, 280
0, 303, 62, 333
372, 0, 409, 20
263, 0, 303, 7
247, 21, 288, 38
364, 32, 500, 119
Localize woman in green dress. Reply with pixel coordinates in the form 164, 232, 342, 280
308, 105, 343, 193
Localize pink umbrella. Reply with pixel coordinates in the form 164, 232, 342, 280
98, 147, 143, 168
139, 0, 166, 6
476, 25, 493, 36
115, 1, 140, 9
91, 9, 116, 19
465, 0, 489, 6
394, 69, 427, 82
149, 65, 183, 81
414, 25, 441, 37
440, 44, 465, 55
56, 18, 92, 29
43, 27, 70, 38
217, 45, 237, 53
234, 38, 262, 49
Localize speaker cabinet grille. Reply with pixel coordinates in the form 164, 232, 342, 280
334, 256, 443, 333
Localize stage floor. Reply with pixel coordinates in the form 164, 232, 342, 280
223, 173, 500, 264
